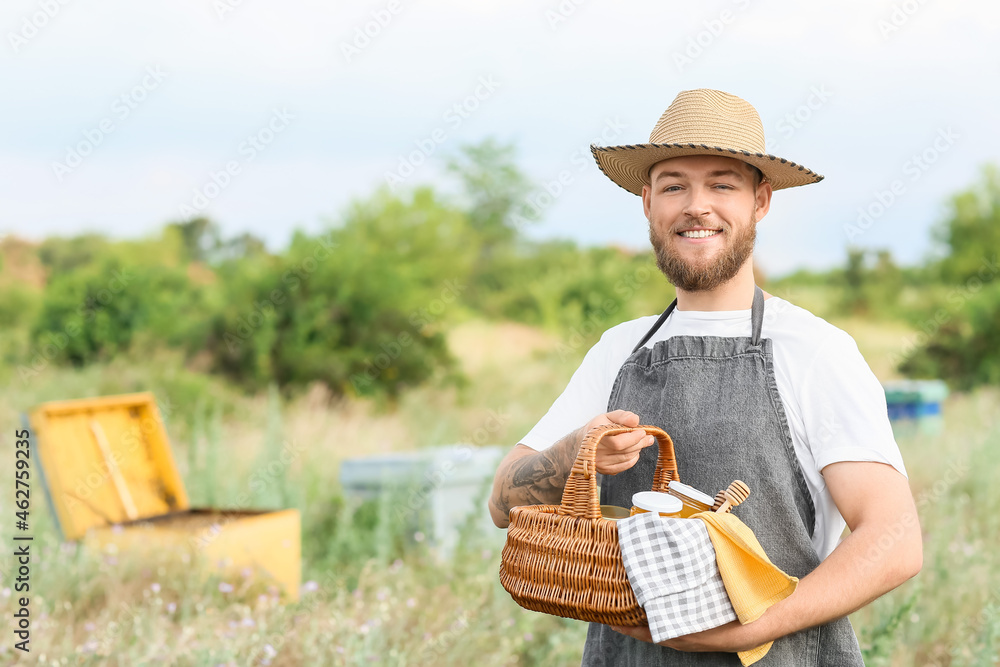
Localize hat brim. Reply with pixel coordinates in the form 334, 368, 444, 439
591, 143, 823, 196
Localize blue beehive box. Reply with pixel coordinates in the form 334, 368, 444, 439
883, 380, 948, 420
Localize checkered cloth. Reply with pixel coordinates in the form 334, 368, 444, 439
618, 512, 737, 642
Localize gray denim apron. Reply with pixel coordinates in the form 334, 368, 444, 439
581, 286, 864, 666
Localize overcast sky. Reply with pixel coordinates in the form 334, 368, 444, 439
2, 0, 997, 275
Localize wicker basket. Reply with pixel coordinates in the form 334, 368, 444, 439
499, 423, 678, 626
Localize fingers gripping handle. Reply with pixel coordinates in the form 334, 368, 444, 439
557, 423, 678, 519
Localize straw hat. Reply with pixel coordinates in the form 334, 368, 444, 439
591, 89, 823, 195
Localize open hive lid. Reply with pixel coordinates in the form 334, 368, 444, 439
29, 392, 190, 540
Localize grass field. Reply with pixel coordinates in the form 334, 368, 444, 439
0, 317, 998, 665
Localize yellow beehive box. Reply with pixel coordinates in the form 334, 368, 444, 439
29, 392, 301, 601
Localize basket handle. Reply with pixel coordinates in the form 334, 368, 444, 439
556, 423, 678, 520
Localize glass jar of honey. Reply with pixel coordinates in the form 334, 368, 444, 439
600, 505, 631, 521
630, 491, 683, 518
667, 481, 715, 517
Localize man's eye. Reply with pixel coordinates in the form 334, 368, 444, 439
662, 185, 681, 192
714, 184, 734, 190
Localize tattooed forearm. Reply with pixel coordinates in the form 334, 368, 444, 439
489, 426, 583, 526
511, 455, 556, 488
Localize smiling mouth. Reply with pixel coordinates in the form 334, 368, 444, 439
678, 229, 722, 238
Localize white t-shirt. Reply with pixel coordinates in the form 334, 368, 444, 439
519, 296, 907, 560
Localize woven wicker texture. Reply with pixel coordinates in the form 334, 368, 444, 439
499, 423, 678, 626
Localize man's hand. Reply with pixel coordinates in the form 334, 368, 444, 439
488, 410, 655, 528
585, 409, 656, 475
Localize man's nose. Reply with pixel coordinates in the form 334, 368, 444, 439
682, 186, 712, 219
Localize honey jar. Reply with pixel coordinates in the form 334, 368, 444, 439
600, 505, 631, 521
666, 481, 715, 517
629, 491, 683, 518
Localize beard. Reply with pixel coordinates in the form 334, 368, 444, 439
650, 211, 757, 292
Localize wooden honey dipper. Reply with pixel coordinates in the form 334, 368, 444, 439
713, 480, 750, 513
712, 491, 728, 511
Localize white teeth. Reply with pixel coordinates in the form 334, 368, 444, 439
679, 229, 721, 238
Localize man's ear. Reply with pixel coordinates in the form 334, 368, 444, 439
754, 181, 773, 223
641, 184, 652, 221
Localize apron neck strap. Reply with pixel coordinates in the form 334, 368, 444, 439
630, 285, 766, 355
750, 284, 764, 346
630, 299, 677, 355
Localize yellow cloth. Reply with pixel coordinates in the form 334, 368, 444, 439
694, 511, 799, 666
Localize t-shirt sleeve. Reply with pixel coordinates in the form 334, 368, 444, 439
519, 332, 618, 452
798, 329, 908, 477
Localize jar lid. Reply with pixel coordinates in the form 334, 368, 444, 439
631, 491, 683, 515
668, 481, 715, 506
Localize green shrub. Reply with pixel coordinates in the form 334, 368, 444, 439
203, 187, 474, 398
899, 165, 1000, 388
30, 259, 200, 365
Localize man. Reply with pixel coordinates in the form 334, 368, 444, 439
488, 89, 921, 665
